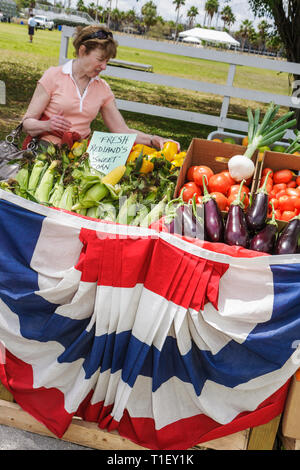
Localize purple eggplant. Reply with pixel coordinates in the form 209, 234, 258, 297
246, 170, 272, 232
249, 201, 278, 254
224, 179, 250, 248
274, 214, 300, 255
164, 192, 204, 239
202, 176, 224, 243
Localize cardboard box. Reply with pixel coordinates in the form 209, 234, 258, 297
174, 138, 259, 198
282, 371, 300, 439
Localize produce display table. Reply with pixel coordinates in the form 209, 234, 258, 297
0, 189, 299, 451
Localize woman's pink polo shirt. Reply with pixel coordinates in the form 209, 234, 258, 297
38, 59, 115, 144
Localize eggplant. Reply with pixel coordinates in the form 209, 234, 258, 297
164, 193, 204, 239
249, 202, 278, 254
224, 179, 250, 248
202, 176, 224, 243
274, 215, 300, 255
246, 170, 272, 232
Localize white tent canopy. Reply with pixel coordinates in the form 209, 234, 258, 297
179, 28, 240, 47
182, 36, 202, 44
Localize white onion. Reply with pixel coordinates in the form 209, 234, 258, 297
228, 155, 255, 182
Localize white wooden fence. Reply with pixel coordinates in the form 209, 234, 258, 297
59, 26, 300, 139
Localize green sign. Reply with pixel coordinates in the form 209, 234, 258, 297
88, 131, 137, 174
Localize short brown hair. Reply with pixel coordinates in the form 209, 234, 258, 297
73, 25, 118, 59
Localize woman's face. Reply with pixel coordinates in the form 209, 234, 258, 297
78, 46, 110, 78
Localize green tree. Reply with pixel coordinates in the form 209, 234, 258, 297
257, 19, 270, 53
248, 0, 300, 128
187, 5, 198, 28
141, 1, 157, 31
220, 4, 235, 32
204, 0, 219, 27
236, 19, 254, 51
173, 0, 185, 40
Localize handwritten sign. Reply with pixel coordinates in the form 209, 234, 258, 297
88, 131, 137, 174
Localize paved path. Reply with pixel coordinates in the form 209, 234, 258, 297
0, 424, 93, 450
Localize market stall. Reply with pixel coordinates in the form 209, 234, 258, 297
1, 103, 300, 450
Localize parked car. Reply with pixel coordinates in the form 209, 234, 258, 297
33, 15, 54, 30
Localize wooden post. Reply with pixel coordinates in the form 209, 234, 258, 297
247, 415, 281, 450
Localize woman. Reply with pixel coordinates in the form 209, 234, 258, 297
22, 25, 180, 152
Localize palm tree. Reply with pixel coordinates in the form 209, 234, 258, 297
173, 0, 185, 40
187, 5, 198, 28
257, 19, 270, 53
220, 4, 235, 32
237, 19, 255, 51
204, 0, 219, 27
141, 1, 157, 31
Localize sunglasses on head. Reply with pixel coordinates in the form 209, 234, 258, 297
84, 30, 113, 41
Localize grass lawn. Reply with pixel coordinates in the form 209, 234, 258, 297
0, 22, 292, 150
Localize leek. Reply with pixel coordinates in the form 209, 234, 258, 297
228, 102, 297, 182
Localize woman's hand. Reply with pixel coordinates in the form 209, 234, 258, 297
151, 135, 180, 152
47, 113, 72, 134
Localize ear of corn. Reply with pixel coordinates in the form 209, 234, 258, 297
101, 165, 126, 185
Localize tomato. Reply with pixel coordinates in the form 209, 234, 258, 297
244, 177, 253, 187
287, 180, 297, 188
274, 209, 282, 220
273, 183, 287, 194
278, 195, 296, 212
296, 176, 300, 186
262, 167, 274, 178
260, 175, 273, 187
193, 165, 214, 187
208, 172, 232, 195
228, 184, 250, 197
280, 210, 297, 221
187, 166, 198, 181
273, 169, 293, 184
180, 182, 202, 202
210, 191, 228, 211
286, 187, 300, 197
220, 170, 235, 186
276, 189, 288, 200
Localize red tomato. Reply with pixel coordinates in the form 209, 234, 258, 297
273, 183, 287, 194
290, 196, 300, 209
286, 187, 300, 197
269, 190, 277, 199
280, 210, 297, 221
276, 189, 287, 200
220, 170, 235, 186
186, 166, 198, 181
287, 180, 297, 188
274, 209, 282, 220
208, 172, 232, 195
262, 167, 274, 178
296, 176, 300, 186
227, 184, 250, 197
244, 177, 253, 187
193, 165, 214, 187
260, 175, 273, 187
273, 169, 293, 184
278, 195, 296, 212
180, 182, 202, 202
210, 191, 228, 211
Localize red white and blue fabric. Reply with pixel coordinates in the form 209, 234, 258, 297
0, 189, 299, 450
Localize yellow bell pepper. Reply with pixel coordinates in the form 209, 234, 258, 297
127, 144, 156, 163
139, 158, 154, 174
171, 158, 184, 168
173, 151, 186, 161
162, 141, 178, 162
